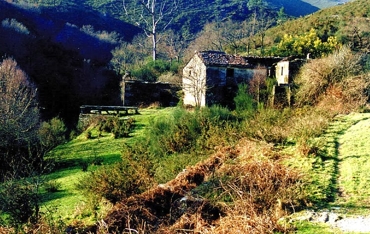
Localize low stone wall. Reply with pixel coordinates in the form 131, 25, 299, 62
123, 81, 181, 107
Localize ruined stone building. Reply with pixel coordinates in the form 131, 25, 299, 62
182, 51, 304, 107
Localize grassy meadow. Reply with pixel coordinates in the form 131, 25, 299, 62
39, 107, 173, 224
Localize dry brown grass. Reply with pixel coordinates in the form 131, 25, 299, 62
317, 74, 370, 114
81, 140, 302, 234
294, 46, 368, 113
0, 227, 13, 234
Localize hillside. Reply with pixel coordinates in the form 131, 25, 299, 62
1, 0, 370, 232
254, 0, 370, 54
94, 113, 370, 233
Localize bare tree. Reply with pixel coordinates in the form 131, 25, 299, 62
184, 22, 228, 60
111, 33, 153, 76
158, 29, 191, 63
248, 66, 267, 104
0, 58, 40, 179
121, 0, 178, 61
245, 0, 275, 55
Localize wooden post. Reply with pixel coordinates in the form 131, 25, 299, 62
270, 85, 276, 107
286, 85, 291, 107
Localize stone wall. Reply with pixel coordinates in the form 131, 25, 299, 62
122, 81, 180, 107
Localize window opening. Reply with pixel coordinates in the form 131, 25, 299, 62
226, 68, 234, 77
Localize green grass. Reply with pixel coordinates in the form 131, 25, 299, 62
294, 221, 339, 234
39, 107, 175, 224
289, 112, 370, 233
332, 113, 370, 213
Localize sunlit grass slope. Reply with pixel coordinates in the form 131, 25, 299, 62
40, 107, 174, 224
335, 113, 370, 211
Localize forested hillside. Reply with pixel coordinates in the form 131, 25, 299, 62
253, 0, 370, 55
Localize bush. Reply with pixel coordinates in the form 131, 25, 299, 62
193, 145, 303, 233
144, 107, 237, 156
234, 84, 256, 117
89, 116, 135, 138
76, 158, 154, 204
241, 108, 292, 143
294, 46, 366, 109
44, 180, 62, 193
1, 18, 30, 35
39, 117, 67, 150
0, 179, 39, 225
84, 131, 92, 140
0, 58, 40, 179
131, 59, 176, 82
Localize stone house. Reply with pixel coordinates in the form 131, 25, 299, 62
182, 51, 292, 107
275, 57, 305, 86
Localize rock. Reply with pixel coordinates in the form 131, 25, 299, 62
335, 216, 370, 233
328, 213, 340, 224
317, 212, 329, 223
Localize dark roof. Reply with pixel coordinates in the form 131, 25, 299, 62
196, 51, 284, 67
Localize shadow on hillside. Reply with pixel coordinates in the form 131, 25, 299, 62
45, 152, 121, 175
268, 0, 319, 17
0, 0, 140, 62
40, 189, 72, 204
315, 121, 351, 206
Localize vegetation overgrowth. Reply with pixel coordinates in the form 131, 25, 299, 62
1, 0, 370, 233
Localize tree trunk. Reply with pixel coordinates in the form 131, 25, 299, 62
152, 33, 157, 61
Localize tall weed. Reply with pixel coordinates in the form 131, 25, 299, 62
194, 145, 303, 233
234, 83, 256, 117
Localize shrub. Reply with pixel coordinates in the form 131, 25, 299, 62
288, 107, 331, 148
77, 158, 154, 204
113, 117, 135, 138
91, 116, 135, 138
80, 25, 121, 44
44, 180, 62, 193
80, 161, 89, 172
144, 107, 237, 156
1, 18, 30, 35
130, 59, 175, 82
0, 58, 40, 180
0, 179, 39, 225
294, 46, 366, 110
241, 108, 292, 143
84, 130, 92, 140
39, 117, 67, 150
193, 146, 303, 233
270, 28, 339, 58
234, 84, 256, 117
